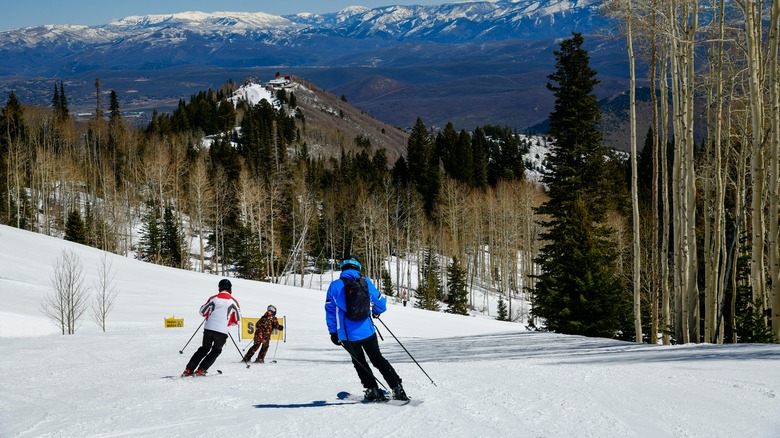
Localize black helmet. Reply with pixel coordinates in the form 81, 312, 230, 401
339, 255, 362, 271
218, 278, 232, 291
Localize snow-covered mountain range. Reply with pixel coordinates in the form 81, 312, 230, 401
0, 0, 607, 75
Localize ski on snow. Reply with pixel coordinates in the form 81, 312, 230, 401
336, 391, 423, 407
161, 370, 223, 379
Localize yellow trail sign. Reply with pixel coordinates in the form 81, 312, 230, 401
164, 316, 184, 328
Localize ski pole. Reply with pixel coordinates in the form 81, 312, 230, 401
179, 318, 205, 354
228, 332, 250, 368
376, 316, 436, 386
370, 313, 385, 341
271, 339, 280, 362
271, 315, 285, 362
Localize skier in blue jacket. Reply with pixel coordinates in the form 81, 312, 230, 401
325, 255, 409, 401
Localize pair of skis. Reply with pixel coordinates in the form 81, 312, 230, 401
336, 391, 423, 407
161, 369, 223, 379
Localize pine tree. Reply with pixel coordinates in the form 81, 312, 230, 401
496, 296, 509, 321
109, 90, 121, 125
64, 210, 87, 245
406, 118, 440, 217
531, 33, 631, 339
470, 127, 489, 188
234, 224, 266, 280
139, 202, 162, 264
161, 204, 183, 267
52, 83, 61, 116
415, 248, 442, 311
446, 256, 469, 315
381, 268, 394, 297
59, 81, 68, 120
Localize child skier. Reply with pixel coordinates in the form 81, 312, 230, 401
243, 305, 284, 363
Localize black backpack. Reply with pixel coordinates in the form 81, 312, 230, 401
342, 277, 370, 320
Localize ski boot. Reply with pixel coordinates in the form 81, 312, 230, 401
364, 387, 388, 402
392, 385, 409, 401
181, 369, 193, 377
196, 368, 208, 376
254, 358, 264, 363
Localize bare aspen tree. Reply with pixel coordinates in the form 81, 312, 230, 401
188, 154, 213, 272
91, 254, 119, 332
740, 0, 768, 321
768, 0, 780, 341
605, 0, 643, 342
43, 249, 90, 335
702, 0, 729, 343
266, 175, 283, 282
623, 0, 643, 343
663, 0, 701, 343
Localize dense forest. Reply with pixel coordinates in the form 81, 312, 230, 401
3, 0, 780, 346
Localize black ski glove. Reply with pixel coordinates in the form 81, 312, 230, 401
330, 332, 341, 346
278, 325, 284, 330
372, 311, 381, 319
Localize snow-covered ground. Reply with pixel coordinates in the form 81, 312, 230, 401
1, 224, 780, 437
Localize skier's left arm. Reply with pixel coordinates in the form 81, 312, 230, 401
366, 278, 386, 315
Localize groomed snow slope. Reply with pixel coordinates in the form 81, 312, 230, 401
1, 224, 779, 437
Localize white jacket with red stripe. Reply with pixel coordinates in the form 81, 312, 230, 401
199, 291, 241, 334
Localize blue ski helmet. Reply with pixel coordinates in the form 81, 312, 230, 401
339, 256, 362, 271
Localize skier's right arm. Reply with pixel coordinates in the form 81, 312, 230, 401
199, 298, 215, 318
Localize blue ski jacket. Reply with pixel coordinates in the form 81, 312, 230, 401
325, 269, 386, 342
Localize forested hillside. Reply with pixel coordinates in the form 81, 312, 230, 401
0, 76, 544, 322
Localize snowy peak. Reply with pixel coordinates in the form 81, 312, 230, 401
0, 0, 606, 49
109, 11, 297, 31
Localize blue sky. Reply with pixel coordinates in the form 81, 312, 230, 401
0, 1, 460, 31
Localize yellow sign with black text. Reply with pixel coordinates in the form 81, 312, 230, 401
164, 317, 184, 328
241, 316, 285, 341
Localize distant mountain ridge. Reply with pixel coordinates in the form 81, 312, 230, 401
0, 0, 607, 69
0, 0, 634, 149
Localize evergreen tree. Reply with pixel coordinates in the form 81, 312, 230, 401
496, 296, 509, 321
161, 204, 183, 267
139, 202, 162, 264
531, 33, 631, 339
52, 83, 61, 115
381, 268, 394, 297
470, 127, 489, 188
406, 118, 440, 217
416, 248, 442, 311
484, 125, 526, 185
446, 256, 469, 315
234, 224, 266, 280
64, 210, 87, 245
59, 81, 68, 119
415, 270, 441, 311
109, 90, 121, 125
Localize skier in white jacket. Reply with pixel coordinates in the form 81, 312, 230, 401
183, 279, 241, 376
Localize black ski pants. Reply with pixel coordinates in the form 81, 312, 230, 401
342, 333, 402, 390
186, 329, 227, 372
